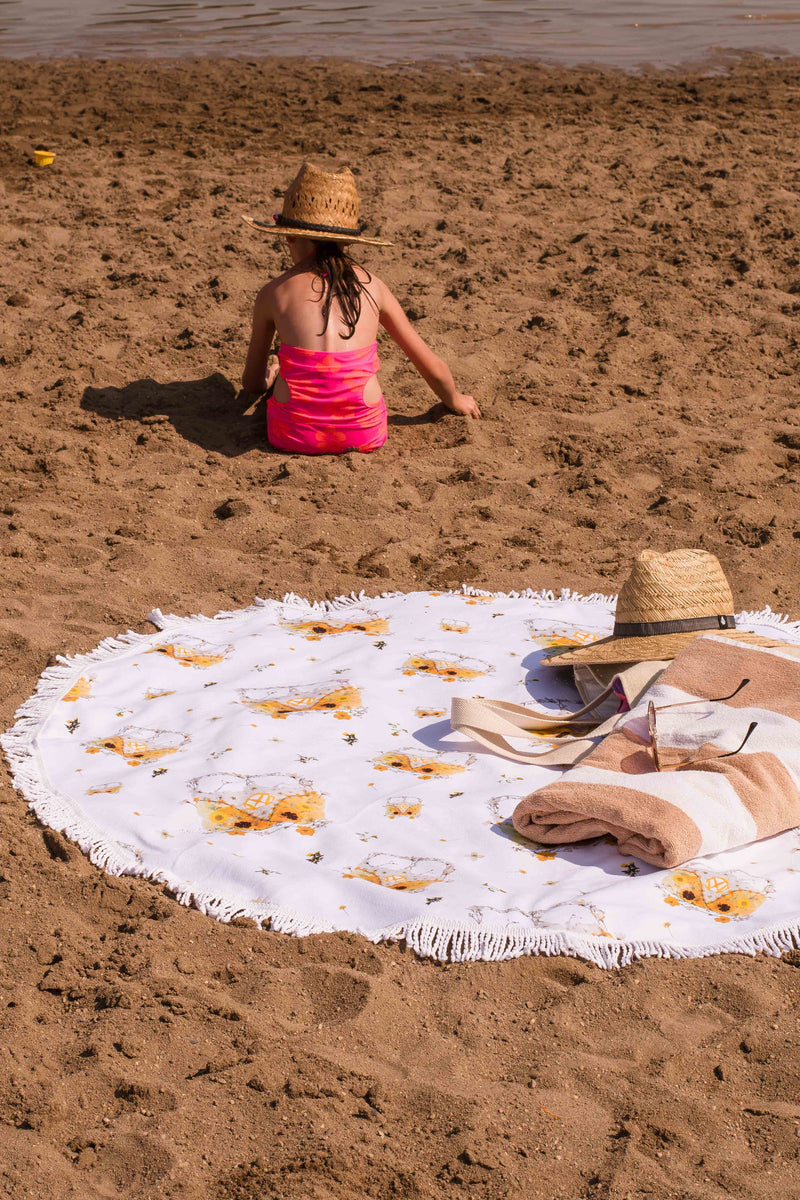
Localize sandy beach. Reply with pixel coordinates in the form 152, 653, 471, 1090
2, 54, 800, 1198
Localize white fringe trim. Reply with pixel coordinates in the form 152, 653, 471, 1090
4, 586, 800, 968
145, 585, 622, 633
390, 914, 800, 967
737, 604, 800, 635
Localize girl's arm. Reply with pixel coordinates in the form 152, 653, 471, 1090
378, 286, 481, 418
241, 285, 277, 394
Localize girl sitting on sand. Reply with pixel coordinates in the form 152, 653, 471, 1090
241, 162, 479, 455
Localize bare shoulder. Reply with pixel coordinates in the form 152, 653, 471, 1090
254, 278, 276, 309
260, 266, 293, 294
354, 265, 390, 307
254, 268, 295, 313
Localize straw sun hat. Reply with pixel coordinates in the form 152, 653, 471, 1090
543, 548, 785, 667
242, 162, 393, 247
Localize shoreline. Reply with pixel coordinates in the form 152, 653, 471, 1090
2, 47, 799, 74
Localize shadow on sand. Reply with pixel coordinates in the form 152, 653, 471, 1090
81, 373, 279, 458
82, 376, 454, 455
387, 402, 446, 427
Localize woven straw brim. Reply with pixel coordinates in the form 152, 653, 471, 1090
241, 214, 393, 247
542, 627, 786, 667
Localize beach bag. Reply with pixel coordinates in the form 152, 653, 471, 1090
572, 663, 632, 721
450, 661, 667, 767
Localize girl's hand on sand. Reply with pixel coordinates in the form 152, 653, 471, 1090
446, 393, 481, 419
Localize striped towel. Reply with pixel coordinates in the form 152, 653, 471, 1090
512, 635, 800, 868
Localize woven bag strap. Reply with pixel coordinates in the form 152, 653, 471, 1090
450, 684, 620, 767
449, 661, 667, 767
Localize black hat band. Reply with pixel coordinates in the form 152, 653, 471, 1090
275, 213, 365, 237
612, 614, 737, 638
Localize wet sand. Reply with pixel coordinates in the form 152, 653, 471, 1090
2, 54, 800, 1199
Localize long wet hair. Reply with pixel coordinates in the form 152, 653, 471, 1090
309, 240, 375, 339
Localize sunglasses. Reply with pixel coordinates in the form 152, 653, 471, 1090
647, 678, 757, 772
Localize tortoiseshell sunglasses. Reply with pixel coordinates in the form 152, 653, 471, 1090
647, 678, 757, 772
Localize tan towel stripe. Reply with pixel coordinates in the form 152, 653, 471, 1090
546, 726, 796, 838
572, 726, 657, 776
664, 638, 800, 720
682, 750, 800, 839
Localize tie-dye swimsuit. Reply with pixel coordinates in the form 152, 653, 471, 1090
268, 342, 388, 455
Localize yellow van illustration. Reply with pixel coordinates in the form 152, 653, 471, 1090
190, 772, 326, 836
384, 796, 423, 820
239, 680, 363, 720
524, 621, 602, 650
62, 676, 94, 702
281, 615, 389, 641
402, 650, 492, 682
535, 899, 612, 938
373, 747, 472, 779
149, 635, 230, 669
344, 852, 454, 892
661, 868, 770, 922
86, 727, 189, 767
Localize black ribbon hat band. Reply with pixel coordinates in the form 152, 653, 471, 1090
274, 213, 365, 237
612, 614, 737, 639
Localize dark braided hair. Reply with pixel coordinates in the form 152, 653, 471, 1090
309, 240, 376, 339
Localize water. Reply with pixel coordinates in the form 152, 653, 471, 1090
1, 0, 800, 67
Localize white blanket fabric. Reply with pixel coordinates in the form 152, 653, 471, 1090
4, 588, 800, 967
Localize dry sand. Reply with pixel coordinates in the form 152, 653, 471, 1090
2, 54, 800, 1199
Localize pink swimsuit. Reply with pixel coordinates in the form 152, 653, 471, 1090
268, 342, 387, 456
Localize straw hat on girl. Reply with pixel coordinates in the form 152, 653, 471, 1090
242, 162, 393, 247
543, 548, 786, 666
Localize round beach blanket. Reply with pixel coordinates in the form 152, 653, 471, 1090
4, 588, 800, 967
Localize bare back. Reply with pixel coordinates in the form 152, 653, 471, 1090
267, 261, 382, 351
242, 246, 479, 421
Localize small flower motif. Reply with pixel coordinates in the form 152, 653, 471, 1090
307, 851, 323, 864
343, 733, 357, 745
621, 862, 640, 877
425, 897, 442, 905
66, 719, 80, 734
152, 767, 168, 777
373, 640, 386, 650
